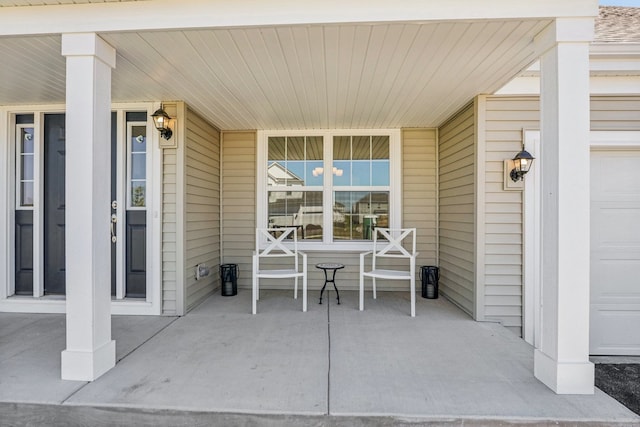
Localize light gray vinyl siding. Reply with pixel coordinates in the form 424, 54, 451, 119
591, 96, 640, 129
184, 107, 220, 311
479, 95, 640, 336
438, 103, 475, 316
483, 96, 539, 335
221, 131, 256, 291
162, 146, 178, 315
402, 129, 438, 267
220, 129, 438, 297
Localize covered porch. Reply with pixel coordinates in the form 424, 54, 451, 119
1, 290, 637, 425
0, 0, 601, 395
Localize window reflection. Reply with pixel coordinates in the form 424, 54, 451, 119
333, 135, 389, 187
266, 133, 391, 242
129, 125, 147, 208
268, 191, 323, 240
21, 182, 34, 206
268, 136, 323, 187
333, 191, 389, 240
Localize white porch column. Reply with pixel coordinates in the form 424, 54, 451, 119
534, 18, 594, 394
60, 33, 116, 381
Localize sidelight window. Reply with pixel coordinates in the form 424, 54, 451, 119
127, 123, 147, 208
16, 124, 35, 208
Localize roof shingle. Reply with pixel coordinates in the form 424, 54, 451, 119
596, 6, 640, 43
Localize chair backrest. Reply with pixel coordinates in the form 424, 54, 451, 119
256, 227, 299, 258
372, 228, 416, 259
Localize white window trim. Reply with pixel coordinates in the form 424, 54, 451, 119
257, 129, 401, 251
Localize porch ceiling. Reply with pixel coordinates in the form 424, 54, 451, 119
0, 19, 551, 130
0, 0, 139, 5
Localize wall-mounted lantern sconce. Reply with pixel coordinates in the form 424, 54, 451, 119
151, 106, 173, 140
509, 149, 535, 182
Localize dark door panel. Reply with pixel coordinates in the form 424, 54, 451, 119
44, 114, 66, 295
110, 112, 117, 296
126, 210, 146, 298
14, 210, 33, 295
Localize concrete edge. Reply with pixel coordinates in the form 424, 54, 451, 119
2, 403, 639, 427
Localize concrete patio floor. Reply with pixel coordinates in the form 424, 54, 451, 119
1, 290, 639, 426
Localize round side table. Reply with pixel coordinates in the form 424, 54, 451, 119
315, 263, 344, 305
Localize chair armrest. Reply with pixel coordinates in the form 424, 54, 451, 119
298, 251, 307, 273
298, 251, 307, 268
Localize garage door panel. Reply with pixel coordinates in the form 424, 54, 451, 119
591, 258, 640, 304
590, 306, 640, 355
591, 153, 640, 198
591, 206, 640, 247
590, 148, 640, 355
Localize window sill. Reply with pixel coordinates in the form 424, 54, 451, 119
258, 241, 378, 252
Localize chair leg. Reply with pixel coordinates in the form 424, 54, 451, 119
294, 277, 298, 299
410, 277, 416, 318
252, 275, 257, 315
372, 278, 377, 299
359, 273, 364, 311
302, 274, 307, 312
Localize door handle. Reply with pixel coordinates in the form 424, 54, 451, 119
110, 213, 117, 243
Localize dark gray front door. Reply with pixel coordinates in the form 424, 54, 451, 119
43, 114, 66, 295
15, 112, 147, 298
110, 112, 117, 296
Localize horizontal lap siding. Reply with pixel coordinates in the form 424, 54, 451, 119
222, 131, 256, 290
483, 96, 539, 335
185, 108, 220, 311
222, 129, 437, 295
438, 104, 475, 316
591, 96, 640, 129
481, 95, 640, 336
402, 129, 438, 276
162, 148, 178, 314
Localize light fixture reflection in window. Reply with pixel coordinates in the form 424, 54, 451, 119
312, 167, 343, 177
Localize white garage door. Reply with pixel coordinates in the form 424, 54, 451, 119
590, 149, 640, 355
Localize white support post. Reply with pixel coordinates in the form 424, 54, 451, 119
534, 18, 594, 394
60, 33, 116, 381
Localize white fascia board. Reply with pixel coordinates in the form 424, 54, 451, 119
496, 75, 640, 95
590, 58, 640, 74
591, 43, 640, 57
534, 17, 596, 57
590, 43, 640, 74
517, 42, 640, 73
0, 0, 598, 36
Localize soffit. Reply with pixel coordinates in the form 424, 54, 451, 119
0, 20, 550, 130
0, 0, 139, 6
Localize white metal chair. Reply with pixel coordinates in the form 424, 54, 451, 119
252, 227, 307, 314
359, 228, 418, 317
